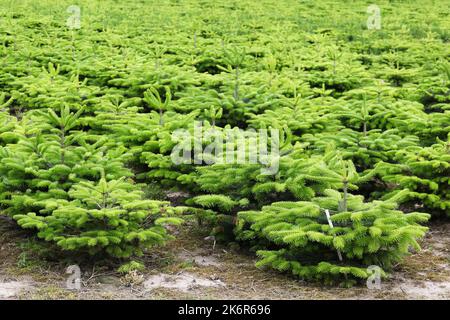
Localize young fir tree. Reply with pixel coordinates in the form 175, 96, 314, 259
143, 86, 172, 125
374, 135, 450, 217
184, 125, 292, 237
0, 93, 17, 145
233, 148, 428, 286
301, 128, 420, 171
14, 173, 184, 258
80, 91, 201, 187
0, 106, 126, 225
0, 106, 185, 257
9, 62, 98, 111
138, 110, 200, 186
236, 189, 429, 285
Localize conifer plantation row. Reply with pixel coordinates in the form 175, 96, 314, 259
0, 0, 448, 287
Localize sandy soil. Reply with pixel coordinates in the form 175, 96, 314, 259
0, 216, 449, 300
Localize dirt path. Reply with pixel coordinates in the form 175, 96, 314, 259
0, 216, 449, 300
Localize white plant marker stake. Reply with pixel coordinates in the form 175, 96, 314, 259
325, 209, 343, 261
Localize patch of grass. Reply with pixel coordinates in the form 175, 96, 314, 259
117, 260, 145, 274
28, 286, 78, 300
16, 241, 51, 269
179, 260, 195, 270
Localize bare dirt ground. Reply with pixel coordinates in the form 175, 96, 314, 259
0, 216, 449, 300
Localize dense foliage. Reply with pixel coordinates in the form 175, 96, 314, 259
0, 0, 448, 284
